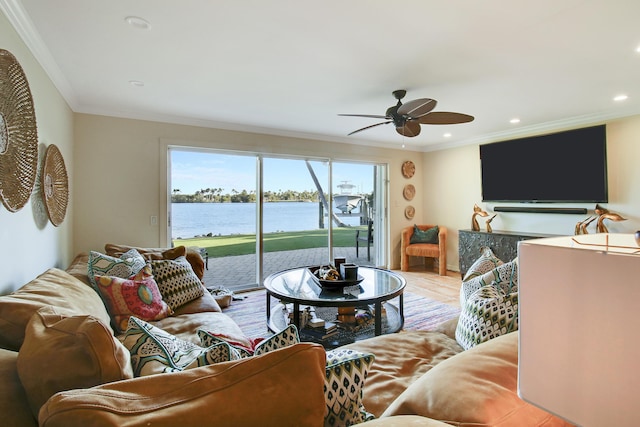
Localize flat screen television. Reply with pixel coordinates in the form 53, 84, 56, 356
480, 125, 608, 203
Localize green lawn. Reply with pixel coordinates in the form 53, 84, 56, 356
173, 226, 366, 257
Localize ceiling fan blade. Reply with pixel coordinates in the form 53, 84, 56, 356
396, 121, 421, 137
418, 111, 475, 125
348, 120, 392, 136
397, 98, 437, 118
338, 114, 388, 119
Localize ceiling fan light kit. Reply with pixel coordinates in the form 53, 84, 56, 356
339, 89, 474, 137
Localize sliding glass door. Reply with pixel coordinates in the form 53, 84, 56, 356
169, 149, 258, 290
169, 147, 386, 292
262, 158, 329, 278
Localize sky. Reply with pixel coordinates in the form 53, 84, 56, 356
170, 149, 376, 195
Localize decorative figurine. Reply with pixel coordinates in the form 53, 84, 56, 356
486, 214, 497, 233
596, 212, 626, 233
594, 204, 626, 233
574, 216, 596, 235
471, 203, 489, 231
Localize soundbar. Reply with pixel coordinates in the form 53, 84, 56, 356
493, 206, 587, 215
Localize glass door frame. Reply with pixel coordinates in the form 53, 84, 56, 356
161, 144, 389, 288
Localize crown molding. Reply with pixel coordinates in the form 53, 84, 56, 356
0, 0, 77, 107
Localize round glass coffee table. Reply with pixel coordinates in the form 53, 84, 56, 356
264, 266, 406, 347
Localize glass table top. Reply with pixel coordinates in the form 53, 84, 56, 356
264, 266, 405, 304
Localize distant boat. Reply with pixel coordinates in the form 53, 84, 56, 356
334, 181, 363, 214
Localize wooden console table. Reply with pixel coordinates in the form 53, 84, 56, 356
458, 229, 556, 278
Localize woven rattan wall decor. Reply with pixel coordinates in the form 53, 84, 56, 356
0, 49, 39, 212
42, 144, 68, 226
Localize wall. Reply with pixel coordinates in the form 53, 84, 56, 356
422, 116, 640, 270
73, 114, 423, 269
0, 12, 74, 293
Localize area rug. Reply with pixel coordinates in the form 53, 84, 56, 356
222, 289, 460, 339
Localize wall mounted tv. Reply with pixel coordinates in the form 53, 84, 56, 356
480, 125, 608, 203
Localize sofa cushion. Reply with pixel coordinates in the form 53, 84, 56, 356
120, 317, 236, 376
170, 287, 222, 314
150, 256, 205, 310
0, 268, 111, 351
0, 348, 37, 427
94, 264, 173, 333
148, 311, 251, 347
342, 331, 463, 418
382, 332, 572, 426
324, 348, 375, 427
359, 416, 452, 427
39, 343, 327, 427
17, 306, 133, 418
87, 249, 146, 289
104, 243, 205, 281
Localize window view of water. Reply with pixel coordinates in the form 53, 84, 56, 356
171, 202, 363, 239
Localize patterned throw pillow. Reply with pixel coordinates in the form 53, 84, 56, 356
120, 317, 234, 376
197, 329, 252, 359
324, 348, 375, 427
456, 270, 519, 351
151, 256, 205, 310
462, 246, 503, 282
460, 259, 518, 307
409, 225, 439, 244
94, 265, 173, 333
87, 249, 146, 289
254, 324, 300, 356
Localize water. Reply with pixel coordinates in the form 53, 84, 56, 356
171, 202, 364, 239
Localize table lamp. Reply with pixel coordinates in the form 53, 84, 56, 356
518, 233, 640, 427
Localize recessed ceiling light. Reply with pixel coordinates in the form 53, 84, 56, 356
636, 45, 640, 53
443, 133, 452, 138
614, 94, 628, 102
129, 80, 144, 87
125, 16, 151, 30
510, 118, 521, 124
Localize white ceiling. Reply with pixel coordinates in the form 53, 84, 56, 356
3, 0, 640, 152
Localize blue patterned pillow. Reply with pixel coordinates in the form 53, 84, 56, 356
324, 348, 375, 427
87, 249, 146, 289
120, 317, 234, 376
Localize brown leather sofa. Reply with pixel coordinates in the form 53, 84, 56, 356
0, 247, 572, 427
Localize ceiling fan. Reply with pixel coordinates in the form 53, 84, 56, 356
339, 89, 474, 137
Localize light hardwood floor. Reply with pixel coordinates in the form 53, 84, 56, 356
392, 265, 462, 308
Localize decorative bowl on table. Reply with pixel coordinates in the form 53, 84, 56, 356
308, 265, 364, 289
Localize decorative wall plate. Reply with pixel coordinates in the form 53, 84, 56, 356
401, 160, 415, 179
42, 144, 68, 226
403, 184, 415, 201
0, 49, 39, 212
405, 205, 415, 219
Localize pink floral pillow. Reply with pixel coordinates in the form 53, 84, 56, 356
95, 265, 173, 333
